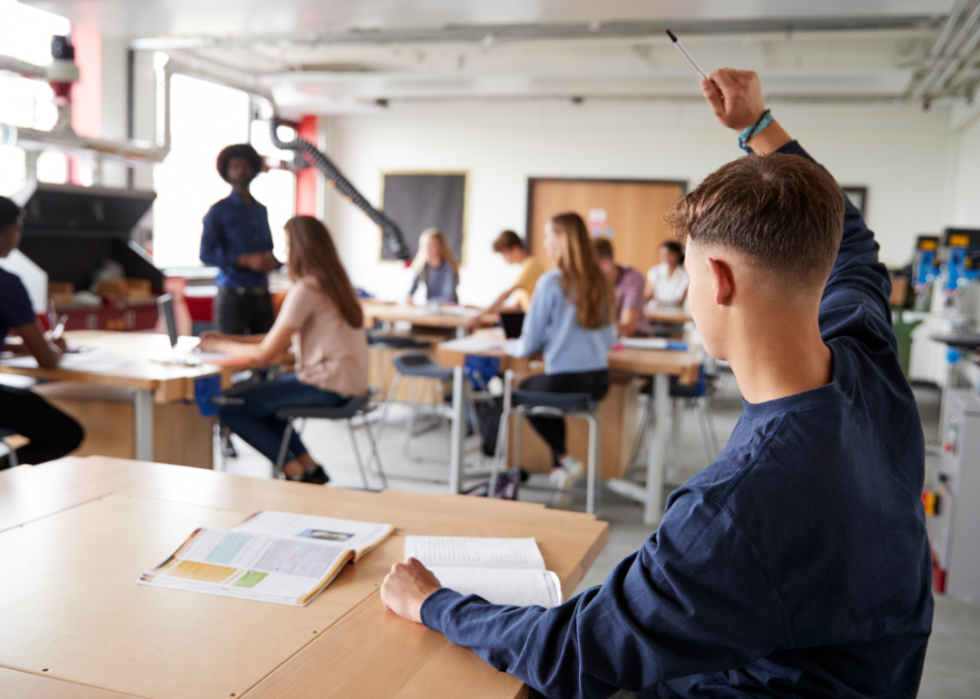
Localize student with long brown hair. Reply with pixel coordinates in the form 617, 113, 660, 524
200, 216, 368, 483
504, 212, 617, 503
406, 228, 459, 305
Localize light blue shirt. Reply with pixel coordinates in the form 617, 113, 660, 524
506, 269, 616, 375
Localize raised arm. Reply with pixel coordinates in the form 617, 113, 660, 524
702, 68, 891, 328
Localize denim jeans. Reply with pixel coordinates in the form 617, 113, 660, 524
219, 373, 347, 464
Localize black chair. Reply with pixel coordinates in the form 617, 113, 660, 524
490, 389, 601, 513
273, 391, 387, 489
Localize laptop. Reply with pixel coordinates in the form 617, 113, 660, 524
154, 293, 202, 365
499, 311, 525, 339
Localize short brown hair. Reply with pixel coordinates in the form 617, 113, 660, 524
668, 153, 845, 290
492, 230, 524, 253
592, 238, 614, 261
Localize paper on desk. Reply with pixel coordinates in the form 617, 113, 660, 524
406, 536, 546, 569
405, 536, 561, 607
2, 348, 135, 372
416, 305, 482, 317
439, 337, 502, 353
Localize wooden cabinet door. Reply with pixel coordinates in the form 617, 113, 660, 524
527, 178, 686, 275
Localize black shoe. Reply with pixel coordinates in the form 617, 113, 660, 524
300, 465, 330, 485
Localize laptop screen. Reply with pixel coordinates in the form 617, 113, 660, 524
157, 293, 178, 348
500, 311, 525, 339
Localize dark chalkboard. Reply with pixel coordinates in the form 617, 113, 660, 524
380, 172, 467, 262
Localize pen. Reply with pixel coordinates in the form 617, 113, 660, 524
51, 314, 69, 341
666, 29, 709, 81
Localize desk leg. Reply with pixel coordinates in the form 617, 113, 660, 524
135, 389, 154, 462
644, 374, 669, 526
448, 365, 465, 494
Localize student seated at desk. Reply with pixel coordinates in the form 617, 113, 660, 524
502, 212, 616, 502
381, 69, 932, 699
593, 238, 652, 337
406, 228, 459, 305
644, 240, 689, 308
466, 230, 546, 328
199, 216, 367, 483
0, 196, 84, 469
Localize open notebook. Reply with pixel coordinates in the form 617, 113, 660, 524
406, 536, 562, 608
139, 511, 394, 606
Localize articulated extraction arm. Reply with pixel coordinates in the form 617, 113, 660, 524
269, 121, 410, 262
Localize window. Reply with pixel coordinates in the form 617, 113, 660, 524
152, 76, 297, 269
0, 1, 71, 195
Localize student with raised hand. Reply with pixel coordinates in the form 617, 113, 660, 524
0, 196, 84, 469
498, 212, 616, 503
406, 228, 459, 305
644, 240, 689, 307
593, 238, 652, 337
379, 69, 933, 699
199, 216, 368, 484
466, 230, 547, 328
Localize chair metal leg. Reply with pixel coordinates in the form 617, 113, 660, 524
360, 413, 388, 490
488, 370, 515, 498
273, 421, 294, 479
346, 419, 371, 490
513, 408, 522, 472
583, 413, 600, 515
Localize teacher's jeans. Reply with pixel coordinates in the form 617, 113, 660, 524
219, 373, 347, 464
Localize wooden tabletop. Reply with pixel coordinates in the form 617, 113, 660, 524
644, 306, 693, 324
0, 456, 608, 699
0, 331, 236, 403
435, 329, 702, 384
361, 300, 497, 329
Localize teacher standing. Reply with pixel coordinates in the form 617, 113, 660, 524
200, 143, 280, 335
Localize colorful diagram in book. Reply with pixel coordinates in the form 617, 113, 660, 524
139, 512, 394, 606
405, 536, 563, 608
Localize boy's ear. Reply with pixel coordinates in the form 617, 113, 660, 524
706, 257, 735, 306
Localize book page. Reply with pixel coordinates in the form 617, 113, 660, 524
429, 567, 563, 608
405, 536, 546, 570
233, 510, 394, 561
139, 527, 353, 605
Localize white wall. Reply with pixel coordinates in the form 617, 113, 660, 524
324, 100, 954, 306
949, 105, 980, 229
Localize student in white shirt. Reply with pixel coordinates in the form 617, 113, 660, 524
644, 241, 689, 307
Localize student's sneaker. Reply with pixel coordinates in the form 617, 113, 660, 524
549, 455, 585, 508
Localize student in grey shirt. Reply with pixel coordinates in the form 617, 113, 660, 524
406, 228, 459, 305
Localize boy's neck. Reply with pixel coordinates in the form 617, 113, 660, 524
727, 307, 833, 405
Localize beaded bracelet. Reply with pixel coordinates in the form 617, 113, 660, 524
738, 109, 773, 153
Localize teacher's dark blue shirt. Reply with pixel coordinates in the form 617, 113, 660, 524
199, 191, 274, 289
421, 141, 933, 698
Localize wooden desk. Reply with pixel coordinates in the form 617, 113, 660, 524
361, 301, 495, 337
0, 456, 608, 699
0, 331, 226, 465
644, 306, 693, 324
436, 330, 702, 524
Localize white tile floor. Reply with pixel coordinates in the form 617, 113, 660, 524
218, 375, 979, 697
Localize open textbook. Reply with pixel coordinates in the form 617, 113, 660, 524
406, 536, 562, 608
139, 511, 394, 606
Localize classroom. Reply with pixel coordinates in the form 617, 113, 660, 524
1, 1, 978, 697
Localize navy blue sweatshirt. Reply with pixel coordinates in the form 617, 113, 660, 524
421, 140, 934, 698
